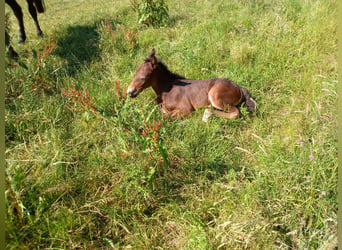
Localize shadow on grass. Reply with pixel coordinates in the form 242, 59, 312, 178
53, 24, 100, 75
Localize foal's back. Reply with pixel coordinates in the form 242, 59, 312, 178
163, 77, 242, 115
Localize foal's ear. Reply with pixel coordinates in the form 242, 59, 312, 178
147, 48, 156, 59
150, 55, 157, 70
145, 49, 156, 62
147, 48, 157, 69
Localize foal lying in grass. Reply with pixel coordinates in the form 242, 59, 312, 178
127, 49, 257, 121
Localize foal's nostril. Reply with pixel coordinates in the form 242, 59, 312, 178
127, 88, 139, 98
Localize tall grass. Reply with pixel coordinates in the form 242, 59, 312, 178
5, 0, 337, 248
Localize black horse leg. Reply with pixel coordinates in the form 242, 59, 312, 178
5, 0, 26, 43
27, 0, 43, 39
5, 30, 18, 59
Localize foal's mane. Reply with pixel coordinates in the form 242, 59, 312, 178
145, 57, 185, 80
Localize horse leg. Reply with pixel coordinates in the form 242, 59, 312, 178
6, 0, 26, 43
169, 109, 191, 119
203, 83, 241, 122
202, 107, 239, 122
27, 0, 43, 39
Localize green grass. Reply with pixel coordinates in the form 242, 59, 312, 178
5, 0, 337, 248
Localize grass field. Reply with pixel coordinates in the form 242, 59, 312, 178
5, 0, 337, 248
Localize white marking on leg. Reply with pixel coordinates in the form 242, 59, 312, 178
202, 108, 212, 122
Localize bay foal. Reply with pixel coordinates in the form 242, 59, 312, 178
127, 49, 257, 121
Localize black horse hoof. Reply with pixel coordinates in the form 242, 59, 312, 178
18, 34, 26, 44
38, 30, 43, 39
8, 46, 19, 59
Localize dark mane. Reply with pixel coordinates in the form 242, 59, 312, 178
145, 57, 186, 80
157, 61, 186, 80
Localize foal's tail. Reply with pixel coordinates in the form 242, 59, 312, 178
33, 0, 45, 13
240, 87, 257, 115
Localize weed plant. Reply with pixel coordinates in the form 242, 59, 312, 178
130, 0, 170, 27
5, 0, 337, 249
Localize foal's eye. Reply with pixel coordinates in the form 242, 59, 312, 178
140, 77, 146, 81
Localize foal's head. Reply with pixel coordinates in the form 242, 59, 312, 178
127, 48, 157, 98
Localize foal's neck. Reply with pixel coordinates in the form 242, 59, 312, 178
152, 61, 185, 96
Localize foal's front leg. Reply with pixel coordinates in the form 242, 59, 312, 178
161, 106, 192, 120
160, 101, 192, 120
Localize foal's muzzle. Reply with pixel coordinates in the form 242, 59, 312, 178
127, 88, 139, 98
